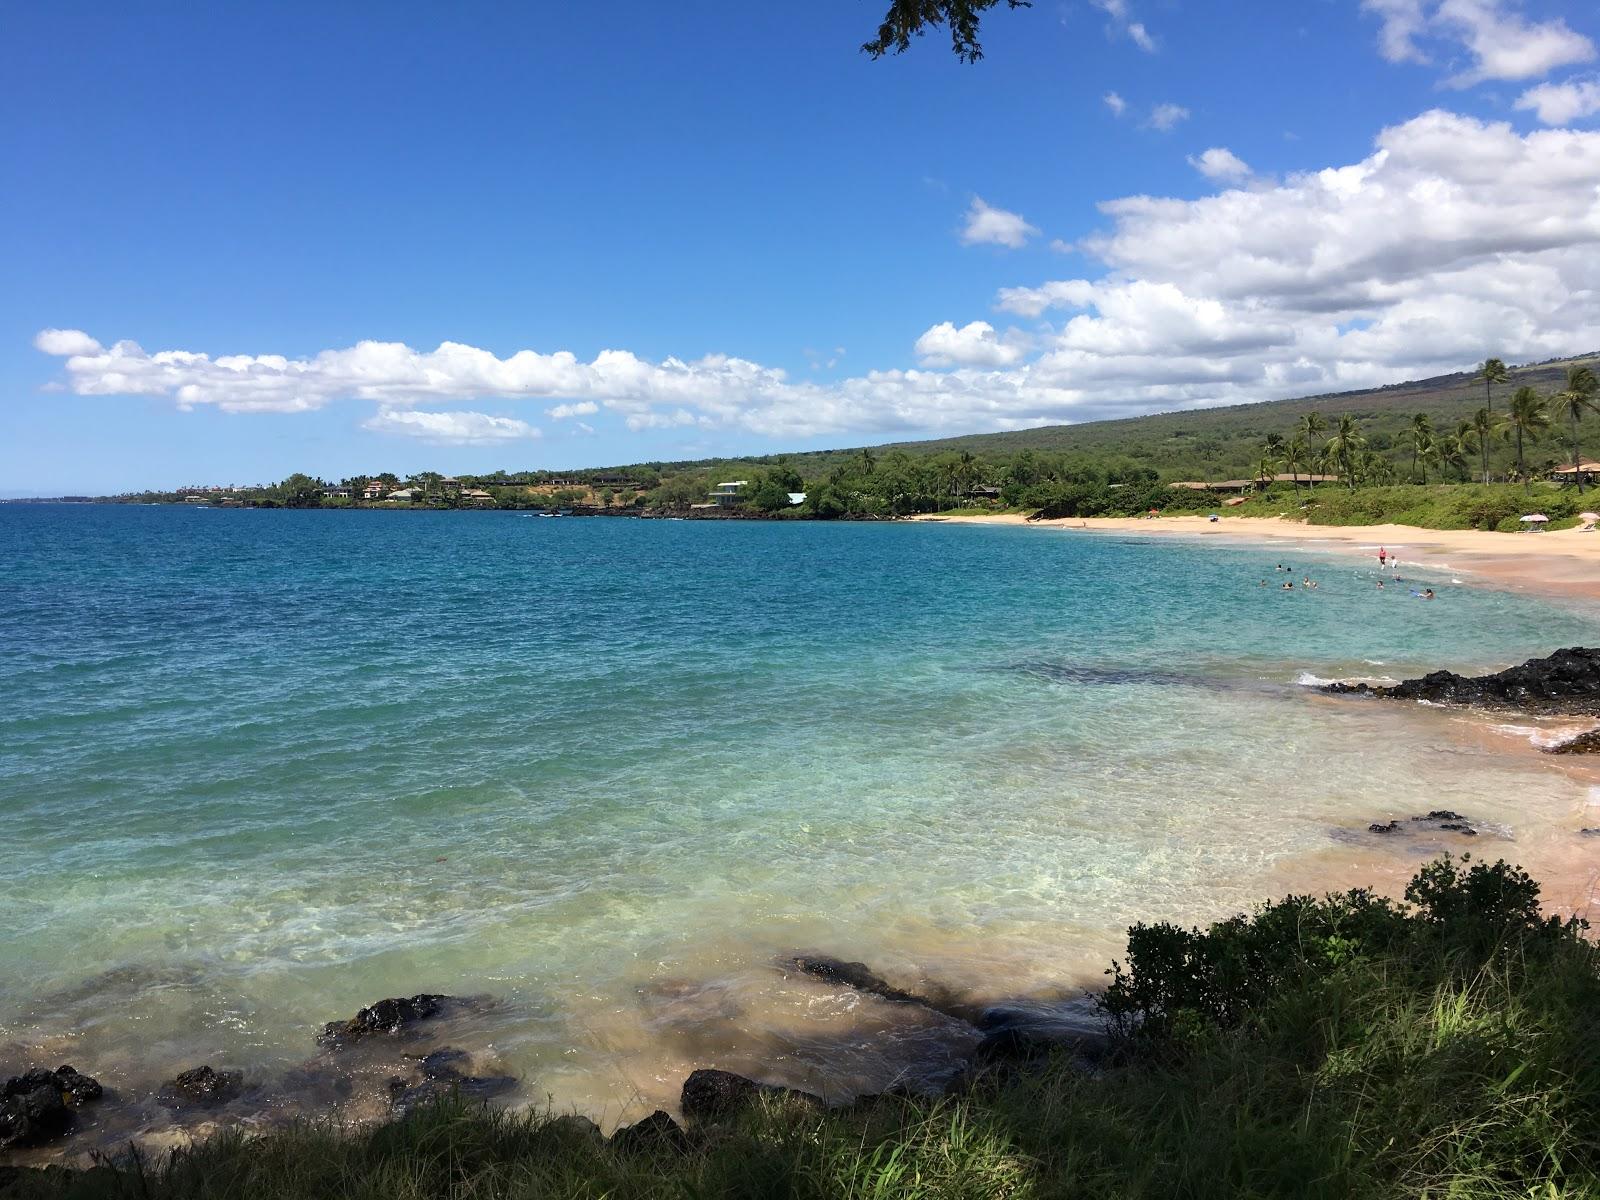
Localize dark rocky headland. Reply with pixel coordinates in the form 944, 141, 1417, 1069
1322, 647, 1600, 718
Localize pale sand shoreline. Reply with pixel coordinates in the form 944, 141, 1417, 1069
915, 510, 1600, 921
912, 513, 1600, 601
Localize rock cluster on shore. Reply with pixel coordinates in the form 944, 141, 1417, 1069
1, 1067, 103, 1151
0, 964, 1112, 1169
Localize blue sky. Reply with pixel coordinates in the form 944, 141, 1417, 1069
4, 1, 1599, 493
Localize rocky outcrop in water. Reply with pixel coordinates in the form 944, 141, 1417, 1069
1323, 648, 1600, 714
386, 1047, 517, 1116
1, 1066, 103, 1150
679, 1069, 821, 1124
1364, 811, 1479, 839
317, 995, 456, 1049
784, 955, 931, 1008
157, 1065, 243, 1110
1545, 728, 1600, 754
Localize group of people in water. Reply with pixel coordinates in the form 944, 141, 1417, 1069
1256, 549, 1436, 599
1261, 565, 1319, 590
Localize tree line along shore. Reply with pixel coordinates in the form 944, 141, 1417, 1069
33, 359, 1600, 533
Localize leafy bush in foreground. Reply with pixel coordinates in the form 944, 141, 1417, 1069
11, 857, 1600, 1199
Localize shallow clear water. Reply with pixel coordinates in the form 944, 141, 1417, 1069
3, 506, 1599, 1145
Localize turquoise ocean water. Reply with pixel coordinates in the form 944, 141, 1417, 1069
3, 505, 1599, 1140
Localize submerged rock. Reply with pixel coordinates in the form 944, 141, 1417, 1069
1546, 728, 1600, 755
1411, 811, 1477, 836
317, 995, 455, 1048
157, 1065, 243, 1110
0, 1066, 103, 1150
1369, 820, 1402, 834
679, 1069, 821, 1124
783, 956, 930, 1008
385, 1046, 517, 1116
1323, 648, 1600, 714
972, 1001, 1112, 1068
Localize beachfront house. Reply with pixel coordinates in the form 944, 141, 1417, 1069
387, 488, 416, 501
461, 488, 495, 504
787, 492, 807, 506
362, 480, 387, 500
1169, 473, 1339, 495
321, 487, 352, 500
709, 480, 749, 507
1551, 462, 1600, 487
438, 476, 463, 495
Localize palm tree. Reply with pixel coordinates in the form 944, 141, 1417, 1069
1554, 365, 1600, 495
1503, 386, 1551, 493
1258, 435, 1284, 491
952, 451, 979, 500
860, 447, 876, 473
1360, 450, 1395, 486
1323, 415, 1365, 490
1402, 413, 1434, 483
1299, 412, 1328, 489
1481, 357, 1509, 415
1281, 436, 1310, 492
1468, 407, 1498, 484
1443, 422, 1473, 481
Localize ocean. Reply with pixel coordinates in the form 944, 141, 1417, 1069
3, 504, 1599, 1145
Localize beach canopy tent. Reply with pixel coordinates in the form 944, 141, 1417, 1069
1581, 512, 1600, 521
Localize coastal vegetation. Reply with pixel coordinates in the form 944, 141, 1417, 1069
9, 855, 1597, 1199
40, 352, 1600, 533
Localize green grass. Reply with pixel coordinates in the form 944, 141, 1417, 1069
1201, 481, 1596, 532
12, 857, 1600, 1200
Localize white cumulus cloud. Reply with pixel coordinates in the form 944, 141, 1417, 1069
1363, 0, 1595, 84
960, 197, 1039, 249
34, 328, 104, 356
35, 113, 1600, 442
547, 400, 599, 419
914, 320, 1025, 367
1516, 76, 1600, 124
1103, 90, 1128, 116
362, 409, 541, 444
1187, 147, 1252, 181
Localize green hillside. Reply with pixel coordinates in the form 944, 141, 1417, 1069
617, 351, 1600, 485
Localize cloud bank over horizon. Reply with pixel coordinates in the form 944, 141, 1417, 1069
34, 109, 1600, 447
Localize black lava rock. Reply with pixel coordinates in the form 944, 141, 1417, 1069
0, 1067, 101, 1150
1546, 729, 1600, 755
783, 956, 928, 1007
1324, 648, 1600, 714
679, 1069, 821, 1124
157, 1065, 243, 1110
610, 1110, 689, 1156
317, 995, 454, 1048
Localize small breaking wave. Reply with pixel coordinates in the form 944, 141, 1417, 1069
1295, 671, 1400, 688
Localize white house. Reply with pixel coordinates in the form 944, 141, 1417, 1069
708, 480, 748, 506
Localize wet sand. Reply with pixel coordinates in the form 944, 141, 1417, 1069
913, 514, 1600, 601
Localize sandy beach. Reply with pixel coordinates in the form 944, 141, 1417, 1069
913, 514, 1600, 600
